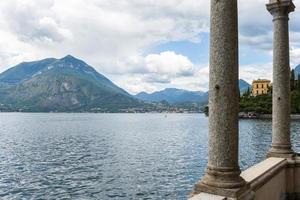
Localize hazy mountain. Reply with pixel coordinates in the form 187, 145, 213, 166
0, 55, 143, 112
135, 88, 207, 104
239, 79, 251, 94
135, 79, 250, 105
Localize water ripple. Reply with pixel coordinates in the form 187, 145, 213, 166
0, 113, 299, 199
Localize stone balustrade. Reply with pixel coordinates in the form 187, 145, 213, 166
191, 157, 300, 199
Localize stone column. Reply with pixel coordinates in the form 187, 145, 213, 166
267, 0, 295, 158
192, 0, 251, 198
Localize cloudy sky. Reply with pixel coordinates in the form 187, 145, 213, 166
0, 0, 299, 94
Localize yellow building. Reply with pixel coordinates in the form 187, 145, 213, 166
251, 79, 271, 96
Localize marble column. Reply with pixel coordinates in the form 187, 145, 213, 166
192, 0, 251, 198
267, 0, 295, 158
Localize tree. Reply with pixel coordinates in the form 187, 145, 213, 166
204, 106, 209, 116
297, 75, 300, 92
246, 87, 251, 96
267, 85, 272, 95
242, 87, 251, 97
291, 69, 295, 91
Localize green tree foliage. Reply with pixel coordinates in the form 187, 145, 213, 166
203, 106, 209, 116
240, 70, 300, 114
297, 75, 300, 92
240, 92, 272, 114
291, 69, 295, 91
242, 87, 251, 97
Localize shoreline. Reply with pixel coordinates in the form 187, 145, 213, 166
239, 113, 300, 120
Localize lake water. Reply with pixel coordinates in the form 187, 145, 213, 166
0, 113, 299, 200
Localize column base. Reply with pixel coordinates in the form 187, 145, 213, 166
190, 166, 253, 199
267, 144, 295, 158
191, 182, 254, 200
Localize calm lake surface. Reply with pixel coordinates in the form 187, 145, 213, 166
0, 113, 299, 200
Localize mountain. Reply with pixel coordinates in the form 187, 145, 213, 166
0, 55, 143, 112
239, 79, 251, 94
135, 79, 250, 105
135, 88, 208, 104
0, 56, 252, 112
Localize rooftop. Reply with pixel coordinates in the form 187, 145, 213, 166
252, 79, 271, 83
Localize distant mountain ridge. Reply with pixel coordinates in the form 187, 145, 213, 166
239, 79, 251, 93
0, 55, 253, 112
135, 79, 251, 105
0, 55, 143, 112
135, 88, 207, 104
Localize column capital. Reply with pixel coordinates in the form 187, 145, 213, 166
266, 0, 295, 19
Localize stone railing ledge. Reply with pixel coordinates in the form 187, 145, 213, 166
189, 193, 229, 200
241, 157, 286, 191
296, 154, 300, 167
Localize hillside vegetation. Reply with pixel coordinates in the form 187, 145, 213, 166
240, 69, 300, 114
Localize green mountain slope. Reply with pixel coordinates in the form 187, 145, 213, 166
0, 55, 143, 112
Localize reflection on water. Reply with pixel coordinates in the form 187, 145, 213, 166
0, 113, 299, 199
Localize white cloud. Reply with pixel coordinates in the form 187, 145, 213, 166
239, 33, 273, 52
238, 0, 300, 52
0, 0, 209, 75
0, 0, 299, 94
110, 51, 200, 94
1, 0, 71, 44
239, 63, 273, 84
145, 51, 195, 77
291, 47, 300, 67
